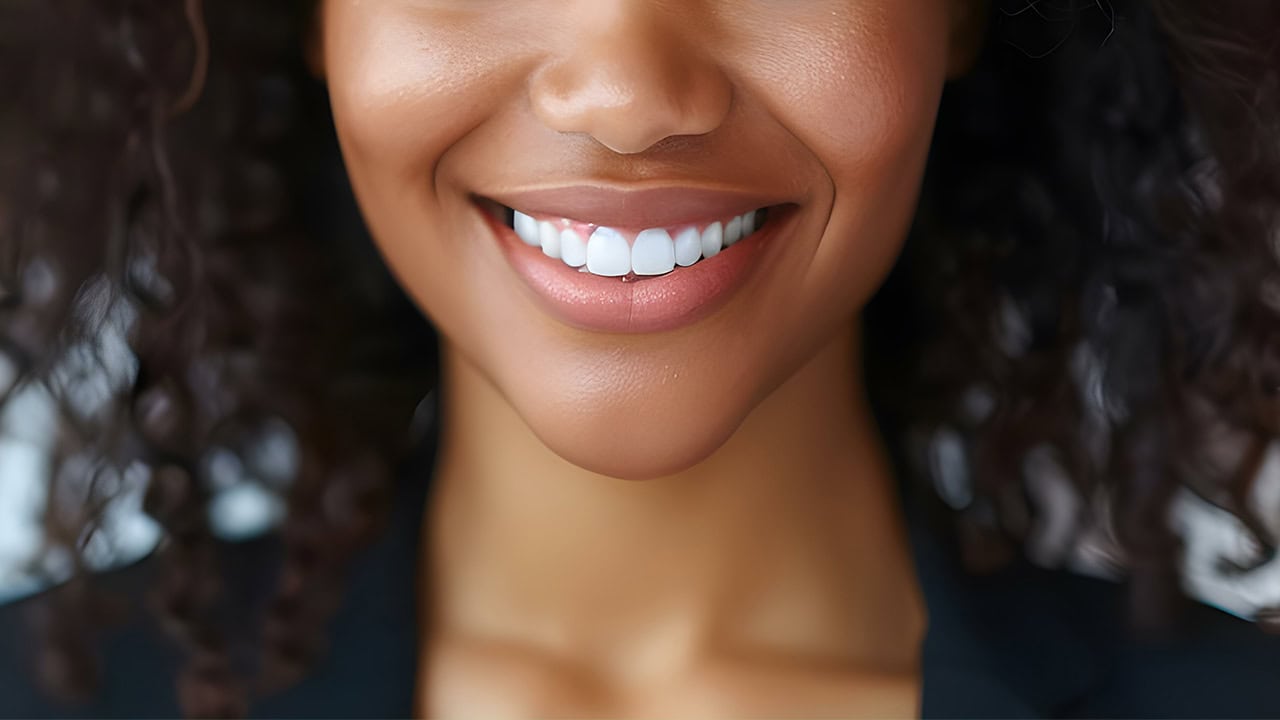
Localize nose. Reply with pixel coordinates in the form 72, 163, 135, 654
528, 1, 733, 155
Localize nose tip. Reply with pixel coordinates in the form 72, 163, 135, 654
528, 13, 732, 155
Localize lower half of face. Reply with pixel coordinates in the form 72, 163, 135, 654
323, 0, 954, 479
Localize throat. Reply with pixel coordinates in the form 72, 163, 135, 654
420, 325, 925, 700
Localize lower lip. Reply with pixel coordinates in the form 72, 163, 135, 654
481, 206, 791, 334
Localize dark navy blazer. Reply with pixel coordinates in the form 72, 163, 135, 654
3, 438, 1280, 718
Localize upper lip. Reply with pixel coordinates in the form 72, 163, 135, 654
485, 186, 795, 230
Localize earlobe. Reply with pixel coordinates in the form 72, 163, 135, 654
946, 0, 989, 79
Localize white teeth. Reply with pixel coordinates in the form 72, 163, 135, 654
587, 227, 631, 277
701, 221, 723, 259
674, 227, 701, 267
631, 229, 676, 276
724, 215, 743, 247
514, 211, 540, 246
512, 207, 770, 278
539, 221, 561, 259
560, 228, 587, 267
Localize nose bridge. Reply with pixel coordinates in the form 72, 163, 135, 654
529, 0, 732, 155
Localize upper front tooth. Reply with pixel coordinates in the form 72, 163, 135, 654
724, 215, 743, 246
674, 227, 701, 267
632, 229, 676, 276
539, 221, 562, 258
587, 227, 631, 277
514, 211, 540, 246
560, 228, 587, 267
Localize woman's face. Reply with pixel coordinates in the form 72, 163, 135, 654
321, 0, 971, 479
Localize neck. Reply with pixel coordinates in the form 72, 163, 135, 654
423, 320, 924, 685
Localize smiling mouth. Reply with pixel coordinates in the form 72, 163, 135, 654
476, 192, 800, 333
478, 199, 777, 280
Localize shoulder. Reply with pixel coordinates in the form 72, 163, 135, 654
0, 519, 422, 719
0, 439, 435, 719
913, 521, 1280, 718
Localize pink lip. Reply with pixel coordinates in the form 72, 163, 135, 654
480, 200, 797, 334
488, 186, 792, 229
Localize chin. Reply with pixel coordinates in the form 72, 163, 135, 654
512, 378, 754, 481
535, 417, 740, 481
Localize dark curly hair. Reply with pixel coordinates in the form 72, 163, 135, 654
1, 0, 1277, 716
872, 0, 1280, 617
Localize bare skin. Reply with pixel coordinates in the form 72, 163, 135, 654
316, 0, 982, 715
423, 323, 923, 716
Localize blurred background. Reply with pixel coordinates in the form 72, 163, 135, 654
0, 303, 292, 604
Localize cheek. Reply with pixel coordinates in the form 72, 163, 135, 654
321, 1, 528, 246
742, 1, 950, 314
321, 1, 528, 337
752, 1, 949, 170
322, 2, 530, 167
